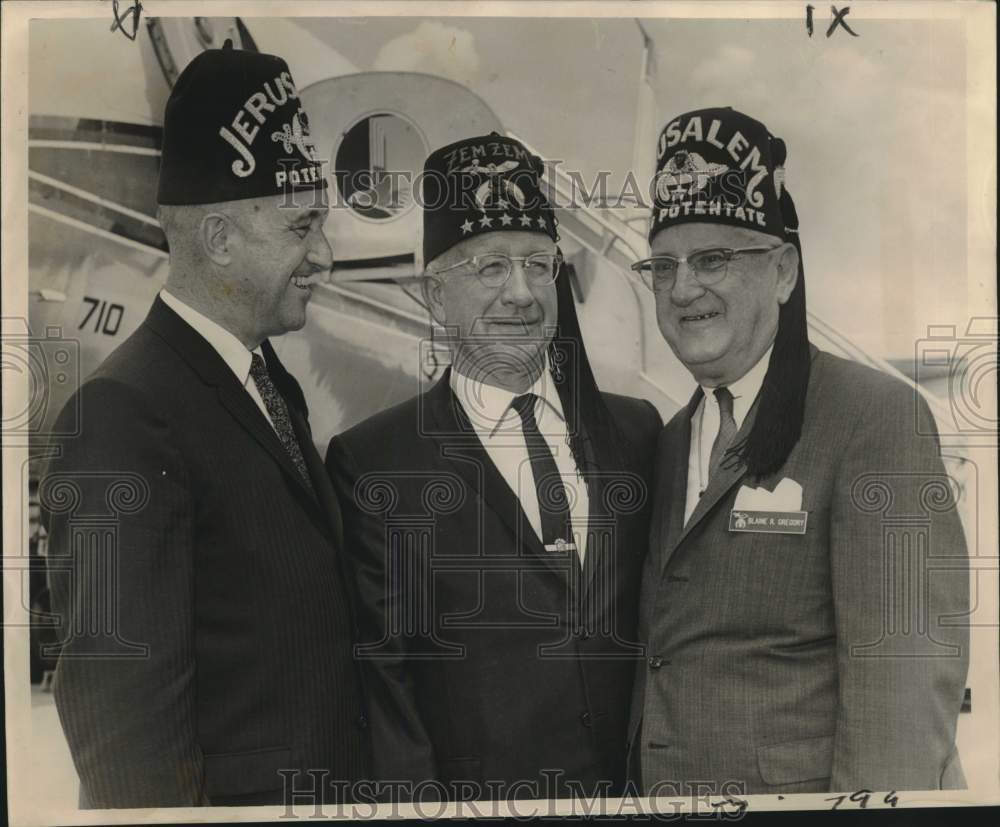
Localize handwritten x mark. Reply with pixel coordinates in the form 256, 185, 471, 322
109, 0, 143, 42
827, 5, 860, 38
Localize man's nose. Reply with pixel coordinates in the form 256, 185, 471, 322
500, 260, 535, 306
669, 261, 706, 305
308, 225, 334, 273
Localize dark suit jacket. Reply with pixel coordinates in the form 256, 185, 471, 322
326, 371, 662, 800
41, 297, 370, 807
628, 348, 969, 794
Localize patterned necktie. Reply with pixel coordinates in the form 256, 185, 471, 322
709, 386, 738, 480
249, 353, 314, 493
512, 393, 575, 553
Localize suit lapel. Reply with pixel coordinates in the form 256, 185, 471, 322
261, 341, 322, 507
288, 401, 341, 534
145, 297, 319, 507
424, 372, 566, 579
215, 382, 318, 498
662, 394, 761, 567
657, 406, 695, 574
577, 409, 616, 596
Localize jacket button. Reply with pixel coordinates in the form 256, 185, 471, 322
580, 712, 592, 727
357, 714, 368, 729
648, 656, 664, 669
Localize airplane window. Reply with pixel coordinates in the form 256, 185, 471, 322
335, 113, 426, 222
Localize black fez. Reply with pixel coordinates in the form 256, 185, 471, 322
649, 106, 798, 243
157, 40, 326, 205
650, 107, 813, 478
421, 133, 558, 265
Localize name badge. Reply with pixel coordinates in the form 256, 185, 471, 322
729, 509, 808, 535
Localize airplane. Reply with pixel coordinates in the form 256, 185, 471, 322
25, 16, 973, 461
18, 14, 986, 802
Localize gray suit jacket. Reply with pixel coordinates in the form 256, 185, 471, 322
628, 348, 969, 794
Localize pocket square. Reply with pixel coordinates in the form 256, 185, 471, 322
734, 477, 803, 511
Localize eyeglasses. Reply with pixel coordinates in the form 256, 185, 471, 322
429, 252, 563, 288
631, 246, 780, 293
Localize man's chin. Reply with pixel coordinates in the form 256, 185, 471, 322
276, 309, 309, 336
669, 339, 729, 372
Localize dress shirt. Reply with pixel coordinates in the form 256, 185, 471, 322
450, 363, 590, 564
159, 289, 276, 432
684, 345, 772, 524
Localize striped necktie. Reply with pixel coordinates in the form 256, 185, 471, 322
709, 386, 738, 480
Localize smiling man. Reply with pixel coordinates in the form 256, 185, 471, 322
628, 107, 970, 795
41, 43, 369, 807
327, 134, 662, 802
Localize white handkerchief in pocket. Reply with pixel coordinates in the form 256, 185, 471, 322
734, 477, 803, 511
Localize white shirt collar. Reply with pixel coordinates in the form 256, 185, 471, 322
159, 289, 262, 385
450, 358, 566, 438
697, 343, 773, 430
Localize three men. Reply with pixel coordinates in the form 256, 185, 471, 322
327, 134, 662, 800
41, 43, 369, 807
39, 58, 971, 806
629, 107, 970, 793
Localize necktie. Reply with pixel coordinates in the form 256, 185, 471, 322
708, 386, 738, 480
511, 393, 576, 554
249, 353, 314, 493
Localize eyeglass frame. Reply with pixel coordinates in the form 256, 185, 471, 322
426, 250, 564, 288
631, 245, 782, 293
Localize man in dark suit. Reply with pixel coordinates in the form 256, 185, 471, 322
628, 107, 970, 795
40, 43, 369, 808
327, 134, 662, 802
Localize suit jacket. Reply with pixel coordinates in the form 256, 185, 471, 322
628, 348, 969, 795
327, 370, 662, 800
41, 297, 370, 807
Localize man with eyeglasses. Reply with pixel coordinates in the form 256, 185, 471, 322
627, 107, 969, 795
327, 133, 662, 801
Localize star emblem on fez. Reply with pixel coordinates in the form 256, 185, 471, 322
479, 215, 493, 228
500, 213, 513, 226
536, 215, 547, 229
519, 214, 533, 227
460, 219, 474, 234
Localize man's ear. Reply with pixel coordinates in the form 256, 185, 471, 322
422, 275, 447, 326
774, 241, 800, 305
200, 212, 234, 266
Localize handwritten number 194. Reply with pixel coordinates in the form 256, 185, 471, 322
825, 790, 899, 810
